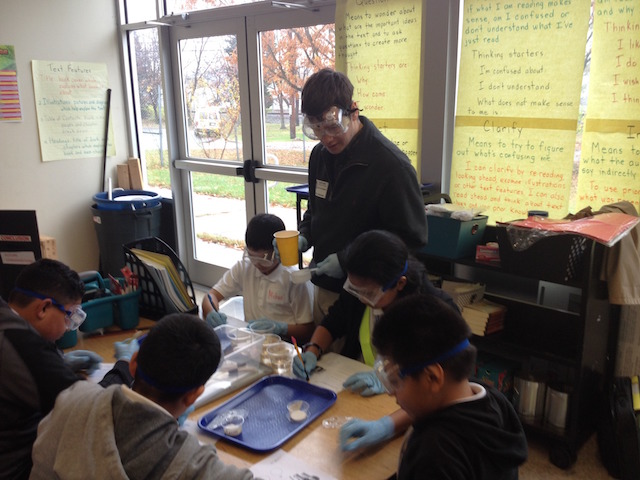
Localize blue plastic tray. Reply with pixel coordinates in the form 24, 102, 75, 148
198, 375, 337, 452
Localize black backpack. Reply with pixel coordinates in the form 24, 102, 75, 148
597, 377, 640, 479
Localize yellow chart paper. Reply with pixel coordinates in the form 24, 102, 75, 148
577, 0, 640, 210
336, 0, 422, 168
32, 60, 115, 162
451, 0, 590, 221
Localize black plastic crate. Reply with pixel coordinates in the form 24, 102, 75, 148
123, 237, 198, 320
496, 226, 590, 284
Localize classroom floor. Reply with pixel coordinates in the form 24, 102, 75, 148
521, 435, 612, 479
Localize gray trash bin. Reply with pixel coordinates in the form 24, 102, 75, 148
91, 199, 162, 278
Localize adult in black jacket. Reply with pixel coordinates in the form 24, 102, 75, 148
298, 68, 428, 323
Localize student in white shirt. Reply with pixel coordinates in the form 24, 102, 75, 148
201, 213, 314, 343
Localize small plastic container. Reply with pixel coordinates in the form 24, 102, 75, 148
222, 414, 245, 436
260, 334, 282, 366
249, 321, 276, 335
287, 400, 310, 422
290, 268, 316, 284
267, 342, 295, 375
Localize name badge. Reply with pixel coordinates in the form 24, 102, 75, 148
316, 180, 329, 199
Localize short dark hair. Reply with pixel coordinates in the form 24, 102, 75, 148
301, 68, 354, 117
372, 294, 476, 381
135, 313, 221, 401
344, 230, 430, 298
9, 259, 84, 307
245, 213, 285, 251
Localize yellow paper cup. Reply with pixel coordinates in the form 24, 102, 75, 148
274, 230, 299, 266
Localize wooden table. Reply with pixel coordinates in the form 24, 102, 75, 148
71, 322, 403, 480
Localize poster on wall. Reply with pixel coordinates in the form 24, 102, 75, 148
576, 0, 640, 212
450, 0, 590, 222
335, 0, 422, 169
31, 60, 115, 162
0, 45, 22, 122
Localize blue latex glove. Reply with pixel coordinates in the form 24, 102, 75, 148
178, 404, 195, 427
315, 253, 343, 278
248, 318, 288, 337
340, 416, 395, 452
64, 350, 103, 375
343, 371, 386, 397
298, 235, 310, 252
205, 310, 227, 328
293, 351, 317, 379
113, 337, 140, 361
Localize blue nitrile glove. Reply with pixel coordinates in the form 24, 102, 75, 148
205, 310, 227, 328
343, 371, 386, 397
248, 318, 288, 337
315, 253, 343, 278
298, 235, 310, 252
293, 351, 317, 379
114, 337, 140, 362
64, 350, 103, 375
178, 404, 195, 427
339, 416, 395, 452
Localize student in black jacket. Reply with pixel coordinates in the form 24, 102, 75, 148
342, 294, 528, 480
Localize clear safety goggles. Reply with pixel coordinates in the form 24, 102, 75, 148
302, 106, 354, 140
243, 248, 276, 267
374, 338, 471, 394
342, 261, 408, 307
13, 287, 87, 331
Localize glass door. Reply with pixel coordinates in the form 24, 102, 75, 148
168, 5, 334, 287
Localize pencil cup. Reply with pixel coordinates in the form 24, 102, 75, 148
274, 230, 299, 267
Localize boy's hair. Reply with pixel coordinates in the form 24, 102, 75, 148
373, 294, 476, 381
245, 213, 285, 251
344, 230, 431, 298
301, 68, 354, 117
9, 259, 84, 307
135, 313, 221, 402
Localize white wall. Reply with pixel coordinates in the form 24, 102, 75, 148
0, 0, 129, 272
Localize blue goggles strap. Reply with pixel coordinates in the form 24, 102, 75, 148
13, 287, 70, 314
399, 338, 470, 378
382, 260, 408, 292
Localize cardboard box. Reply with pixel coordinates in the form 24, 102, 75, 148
39, 235, 58, 259
476, 243, 500, 264
117, 164, 131, 189
421, 215, 488, 259
127, 158, 144, 190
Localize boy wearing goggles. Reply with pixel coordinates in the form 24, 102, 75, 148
342, 294, 527, 479
297, 68, 428, 326
31, 313, 257, 480
0, 259, 103, 478
201, 213, 314, 343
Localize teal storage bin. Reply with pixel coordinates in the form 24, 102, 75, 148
113, 289, 141, 330
56, 329, 78, 349
79, 271, 140, 332
421, 215, 488, 259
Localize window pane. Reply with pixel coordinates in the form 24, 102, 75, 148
191, 171, 246, 267
124, 0, 157, 23
167, 0, 260, 15
129, 29, 168, 191
260, 25, 335, 169
180, 36, 242, 162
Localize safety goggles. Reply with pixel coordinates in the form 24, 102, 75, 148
374, 338, 471, 394
342, 261, 408, 307
13, 287, 87, 331
302, 106, 354, 140
243, 248, 276, 267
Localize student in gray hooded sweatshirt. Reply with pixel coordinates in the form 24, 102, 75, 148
30, 313, 258, 480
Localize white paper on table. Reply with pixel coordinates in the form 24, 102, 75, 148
88, 362, 116, 382
309, 353, 372, 393
251, 449, 336, 480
